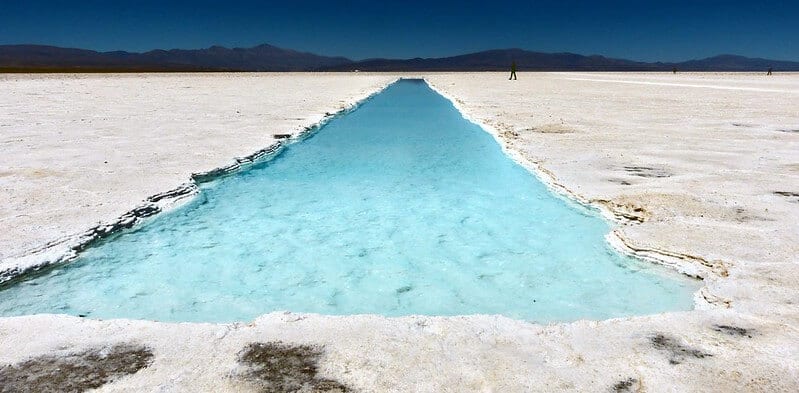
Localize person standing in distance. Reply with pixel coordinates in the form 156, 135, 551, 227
509, 61, 517, 80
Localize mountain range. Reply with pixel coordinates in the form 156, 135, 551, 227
2, 44, 797, 72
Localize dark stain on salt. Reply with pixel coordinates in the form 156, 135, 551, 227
623, 166, 672, 178
608, 178, 633, 185
237, 342, 349, 393
0, 343, 153, 393
774, 191, 799, 203
611, 377, 639, 392
650, 333, 712, 365
733, 207, 774, 223
712, 324, 754, 338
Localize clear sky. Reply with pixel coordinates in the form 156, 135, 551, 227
0, 0, 797, 62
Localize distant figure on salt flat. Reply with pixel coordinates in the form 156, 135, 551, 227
672, 67, 677, 74
509, 61, 517, 80
767, 67, 773, 76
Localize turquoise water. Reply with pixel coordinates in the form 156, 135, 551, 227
0, 80, 698, 323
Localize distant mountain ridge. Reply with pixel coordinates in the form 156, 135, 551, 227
1, 44, 797, 72
330, 49, 799, 71
0, 44, 351, 72
331, 49, 657, 71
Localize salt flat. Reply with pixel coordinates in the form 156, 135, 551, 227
1, 72, 798, 392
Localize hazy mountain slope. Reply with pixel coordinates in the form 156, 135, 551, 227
0, 44, 352, 71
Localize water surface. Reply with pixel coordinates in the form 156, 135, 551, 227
0, 80, 699, 322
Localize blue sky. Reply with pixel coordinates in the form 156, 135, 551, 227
0, 0, 796, 61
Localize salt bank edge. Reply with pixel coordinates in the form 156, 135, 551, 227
424, 78, 716, 309
0, 78, 400, 286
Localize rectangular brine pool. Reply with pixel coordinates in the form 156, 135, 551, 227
0, 79, 700, 323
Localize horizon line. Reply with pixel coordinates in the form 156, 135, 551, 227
2, 42, 799, 64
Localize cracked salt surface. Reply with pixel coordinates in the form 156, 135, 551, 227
0, 80, 698, 323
